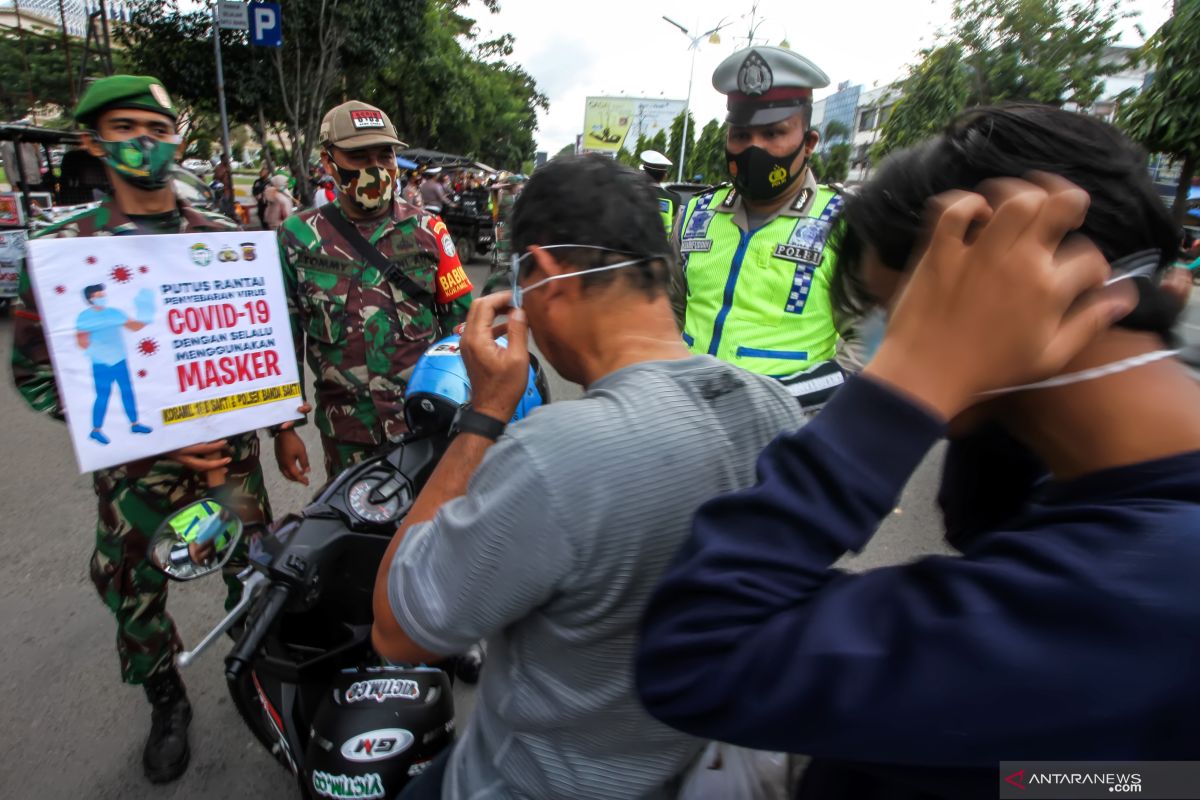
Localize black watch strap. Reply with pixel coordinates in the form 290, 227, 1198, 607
453, 406, 506, 442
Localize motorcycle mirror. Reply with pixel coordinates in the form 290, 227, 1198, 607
148, 499, 244, 581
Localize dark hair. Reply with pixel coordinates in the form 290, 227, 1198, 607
83, 283, 105, 302
832, 103, 1181, 333
511, 154, 673, 298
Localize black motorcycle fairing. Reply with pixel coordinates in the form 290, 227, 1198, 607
305, 666, 455, 797
227, 429, 457, 789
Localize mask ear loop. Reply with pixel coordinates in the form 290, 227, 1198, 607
977, 349, 1181, 398
1104, 249, 1162, 286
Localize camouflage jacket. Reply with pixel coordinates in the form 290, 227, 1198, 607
277, 198, 472, 446
10, 196, 262, 476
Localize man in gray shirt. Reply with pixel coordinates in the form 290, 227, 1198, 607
373, 155, 803, 800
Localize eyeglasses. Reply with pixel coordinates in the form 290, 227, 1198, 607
509, 244, 662, 307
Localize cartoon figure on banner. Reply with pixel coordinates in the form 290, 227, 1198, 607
75, 283, 157, 445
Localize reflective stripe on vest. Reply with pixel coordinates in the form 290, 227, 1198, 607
679, 185, 842, 376
658, 196, 676, 234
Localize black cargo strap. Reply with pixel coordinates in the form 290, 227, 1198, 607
319, 204, 435, 307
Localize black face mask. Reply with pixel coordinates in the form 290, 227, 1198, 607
726, 141, 807, 202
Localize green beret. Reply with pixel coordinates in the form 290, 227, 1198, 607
74, 75, 177, 127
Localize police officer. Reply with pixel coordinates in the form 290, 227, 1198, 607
640, 149, 681, 234
275, 101, 473, 480
10, 75, 274, 783
671, 47, 849, 409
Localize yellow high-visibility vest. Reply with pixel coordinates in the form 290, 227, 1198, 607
678, 184, 842, 376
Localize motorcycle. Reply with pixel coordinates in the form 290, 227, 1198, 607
148, 335, 549, 798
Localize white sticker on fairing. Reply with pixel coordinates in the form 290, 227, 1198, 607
440, 233, 457, 259
340, 728, 414, 762
343, 678, 420, 704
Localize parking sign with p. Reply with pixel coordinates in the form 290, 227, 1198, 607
250, 1, 282, 47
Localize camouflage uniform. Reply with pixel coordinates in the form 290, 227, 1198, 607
11, 197, 272, 685
277, 196, 472, 478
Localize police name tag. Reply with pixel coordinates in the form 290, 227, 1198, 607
774, 243, 821, 263
681, 239, 713, 253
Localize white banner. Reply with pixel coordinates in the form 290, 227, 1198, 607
27, 230, 301, 473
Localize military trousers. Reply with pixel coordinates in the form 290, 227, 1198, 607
89, 433, 272, 685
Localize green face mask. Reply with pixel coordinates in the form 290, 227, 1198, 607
95, 134, 179, 190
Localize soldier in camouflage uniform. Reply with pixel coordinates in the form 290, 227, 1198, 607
275, 101, 473, 482
9, 76, 273, 784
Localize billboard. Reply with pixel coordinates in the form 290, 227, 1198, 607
581, 96, 686, 155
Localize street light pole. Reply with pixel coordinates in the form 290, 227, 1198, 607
678, 44, 697, 183
663, 16, 728, 183
211, 2, 234, 169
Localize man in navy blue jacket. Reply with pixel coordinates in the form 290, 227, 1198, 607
636, 105, 1200, 799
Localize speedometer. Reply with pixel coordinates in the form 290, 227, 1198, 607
347, 479, 402, 524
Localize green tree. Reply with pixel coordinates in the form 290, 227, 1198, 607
812, 142, 851, 184
554, 143, 576, 159
876, 0, 1128, 157
121, 0, 424, 197
1, 29, 73, 120
618, 133, 650, 169
648, 130, 669, 156
820, 118, 851, 145
1118, 0, 1200, 224
875, 45, 970, 157
666, 110, 697, 180
690, 119, 728, 184
360, 0, 547, 170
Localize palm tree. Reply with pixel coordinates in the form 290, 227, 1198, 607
821, 119, 851, 145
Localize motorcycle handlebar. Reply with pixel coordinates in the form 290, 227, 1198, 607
225, 582, 290, 680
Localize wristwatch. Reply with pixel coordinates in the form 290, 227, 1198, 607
449, 405, 507, 442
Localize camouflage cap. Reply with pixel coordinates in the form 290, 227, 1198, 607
713, 46, 830, 127
74, 75, 177, 127
320, 100, 406, 150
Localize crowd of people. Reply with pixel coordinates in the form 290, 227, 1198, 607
6, 37, 1200, 800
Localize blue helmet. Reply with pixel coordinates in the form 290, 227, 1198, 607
404, 334, 550, 434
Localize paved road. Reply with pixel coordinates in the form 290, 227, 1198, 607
0, 262, 1194, 799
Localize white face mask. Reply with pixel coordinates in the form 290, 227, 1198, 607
509, 244, 661, 308
860, 249, 1180, 397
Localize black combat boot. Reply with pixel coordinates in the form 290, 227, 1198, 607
142, 668, 193, 783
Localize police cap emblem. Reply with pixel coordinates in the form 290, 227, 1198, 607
737, 50, 773, 97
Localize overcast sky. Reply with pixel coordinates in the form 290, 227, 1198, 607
469, 0, 1173, 155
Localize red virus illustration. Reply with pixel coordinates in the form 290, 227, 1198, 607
54, 285, 66, 295
85, 255, 98, 265
138, 265, 149, 274
137, 369, 147, 379
110, 265, 134, 284
137, 338, 159, 356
